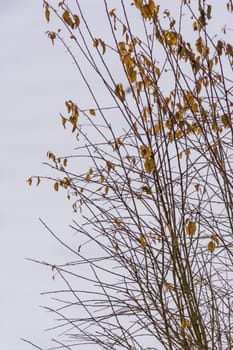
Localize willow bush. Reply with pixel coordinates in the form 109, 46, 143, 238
26, 1, 233, 349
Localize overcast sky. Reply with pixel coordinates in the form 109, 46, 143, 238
1, 1, 80, 348
1, 1, 232, 349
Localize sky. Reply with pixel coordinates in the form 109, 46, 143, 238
1, 1, 232, 349
1, 1, 80, 348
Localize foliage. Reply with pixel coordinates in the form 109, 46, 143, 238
26, 1, 233, 349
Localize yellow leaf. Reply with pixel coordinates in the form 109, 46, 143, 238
141, 1, 157, 20
169, 132, 175, 142
69, 113, 79, 132
154, 120, 163, 134
226, 43, 233, 56
47, 152, 56, 161
216, 40, 224, 55
86, 174, 91, 183
221, 114, 231, 128
126, 67, 137, 83
93, 38, 99, 47
208, 240, 216, 253
165, 31, 178, 46
115, 84, 125, 102
115, 83, 125, 102
136, 81, 142, 97
207, 5, 212, 19
99, 39, 106, 55
115, 219, 121, 227
62, 10, 74, 28
141, 186, 152, 195
65, 100, 72, 113
122, 24, 127, 35
118, 41, 127, 55
100, 174, 105, 183
195, 37, 203, 54
140, 235, 147, 248
105, 186, 109, 195
140, 145, 151, 159
72, 202, 77, 212
144, 158, 155, 174
211, 234, 219, 245
155, 66, 160, 77
36, 176, 41, 186
193, 21, 198, 31
44, 3, 50, 23
61, 115, 67, 129
134, 0, 143, 9
175, 129, 183, 139
93, 38, 106, 54
109, 8, 116, 17
63, 158, 68, 167
132, 122, 138, 133
166, 119, 172, 129
73, 15, 80, 28
27, 177, 32, 186
109, 8, 117, 29
181, 319, 190, 329
149, 0, 157, 13
114, 243, 119, 251
89, 109, 96, 116
165, 282, 172, 292
106, 160, 115, 173
141, 5, 152, 19
48, 31, 56, 45
186, 221, 196, 236
54, 182, 59, 191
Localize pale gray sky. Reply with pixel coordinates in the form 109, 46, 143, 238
1, 1, 232, 349
1, 1, 79, 348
